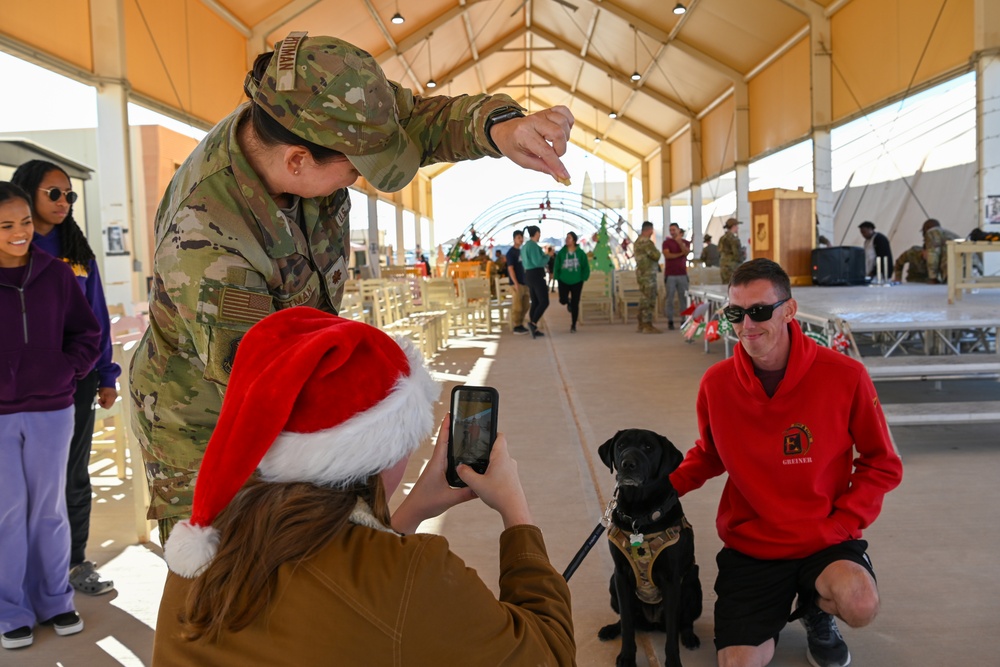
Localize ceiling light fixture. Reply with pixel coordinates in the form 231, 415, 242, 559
391, 0, 405, 24
425, 36, 436, 88
673, 2, 687, 15
630, 26, 642, 82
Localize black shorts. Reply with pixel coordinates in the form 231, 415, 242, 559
713, 540, 876, 650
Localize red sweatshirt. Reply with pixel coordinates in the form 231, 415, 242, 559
670, 320, 902, 560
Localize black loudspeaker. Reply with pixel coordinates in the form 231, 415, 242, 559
811, 247, 867, 286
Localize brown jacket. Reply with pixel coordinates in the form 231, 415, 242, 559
153, 523, 575, 666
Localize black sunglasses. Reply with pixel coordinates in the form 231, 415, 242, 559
723, 298, 790, 324
39, 187, 78, 205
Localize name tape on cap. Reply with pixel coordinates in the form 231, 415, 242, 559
276, 32, 308, 91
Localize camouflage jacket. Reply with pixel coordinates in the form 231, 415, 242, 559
719, 231, 745, 266
633, 236, 661, 279
131, 91, 519, 521
923, 226, 959, 252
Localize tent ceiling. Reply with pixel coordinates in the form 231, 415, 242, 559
202, 0, 839, 172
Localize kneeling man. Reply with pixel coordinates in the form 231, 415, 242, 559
670, 259, 902, 667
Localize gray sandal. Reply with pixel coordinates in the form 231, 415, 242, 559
69, 561, 114, 596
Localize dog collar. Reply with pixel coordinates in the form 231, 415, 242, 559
611, 489, 679, 531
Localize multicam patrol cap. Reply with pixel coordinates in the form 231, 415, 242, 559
244, 32, 420, 193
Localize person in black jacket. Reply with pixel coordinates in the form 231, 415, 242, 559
858, 221, 893, 280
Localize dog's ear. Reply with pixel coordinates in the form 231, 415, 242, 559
659, 434, 685, 474
598, 432, 621, 471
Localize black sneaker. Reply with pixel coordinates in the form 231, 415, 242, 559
528, 323, 545, 338
570, 325, 577, 333
513, 325, 530, 335
1, 626, 33, 650
43, 611, 84, 637
800, 607, 850, 667
668, 320, 675, 330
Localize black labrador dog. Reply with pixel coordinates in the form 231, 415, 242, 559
597, 429, 701, 667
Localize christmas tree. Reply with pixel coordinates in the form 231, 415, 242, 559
592, 214, 614, 273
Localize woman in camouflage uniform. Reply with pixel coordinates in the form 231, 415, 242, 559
130, 33, 574, 541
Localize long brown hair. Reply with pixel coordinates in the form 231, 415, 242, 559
179, 475, 391, 642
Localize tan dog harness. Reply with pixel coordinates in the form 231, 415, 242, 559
607, 517, 692, 604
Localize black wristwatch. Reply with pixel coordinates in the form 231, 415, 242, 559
484, 106, 525, 152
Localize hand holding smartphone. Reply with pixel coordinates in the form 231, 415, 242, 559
446, 385, 499, 488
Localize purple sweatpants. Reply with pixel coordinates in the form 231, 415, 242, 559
0, 407, 75, 633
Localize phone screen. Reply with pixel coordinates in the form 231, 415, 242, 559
446, 386, 499, 488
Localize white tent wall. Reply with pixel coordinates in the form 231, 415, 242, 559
833, 161, 977, 256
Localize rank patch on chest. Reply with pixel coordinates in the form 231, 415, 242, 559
219, 287, 273, 324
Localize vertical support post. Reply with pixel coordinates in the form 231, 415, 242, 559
90, 0, 136, 310
809, 12, 834, 245
367, 192, 381, 278
733, 81, 751, 231
691, 183, 703, 253
975, 0, 1000, 276
689, 119, 704, 251
395, 202, 405, 265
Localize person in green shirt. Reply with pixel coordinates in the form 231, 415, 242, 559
553, 232, 590, 333
520, 225, 549, 338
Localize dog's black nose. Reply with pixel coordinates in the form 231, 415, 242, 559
620, 458, 637, 472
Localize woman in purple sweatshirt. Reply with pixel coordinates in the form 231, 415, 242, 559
0, 182, 101, 651
12, 161, 120, 597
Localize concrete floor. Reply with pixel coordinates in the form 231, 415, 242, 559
13, 296, 1000, 666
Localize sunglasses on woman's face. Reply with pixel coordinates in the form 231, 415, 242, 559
722, 298, 789, 324
39, 187, 78, 205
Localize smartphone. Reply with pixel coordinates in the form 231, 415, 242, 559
446, 385, 500, 488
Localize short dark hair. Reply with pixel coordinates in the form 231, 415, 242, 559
525, 225, 540, 237
858, 221, 875, 230
641, 221, 654, 231
512, 229, 524, 239
566, 231, 578, 244
730, 258, 791, 299
669, 222, 681, 229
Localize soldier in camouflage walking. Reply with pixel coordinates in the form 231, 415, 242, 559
921, 218, 960, 283
633, 221, 662, 333
129, 33, 575, 541
719, 218, 746, 284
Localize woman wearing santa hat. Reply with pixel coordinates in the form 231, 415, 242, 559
151, 307, 574, 665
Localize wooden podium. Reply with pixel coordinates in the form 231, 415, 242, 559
748, 188, 817, 285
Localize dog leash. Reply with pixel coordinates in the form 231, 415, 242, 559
562, 485, 619, 582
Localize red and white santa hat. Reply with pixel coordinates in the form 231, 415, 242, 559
164, 307, 439, 578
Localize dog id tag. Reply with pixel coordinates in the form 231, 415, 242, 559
629, 532, 644, 548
